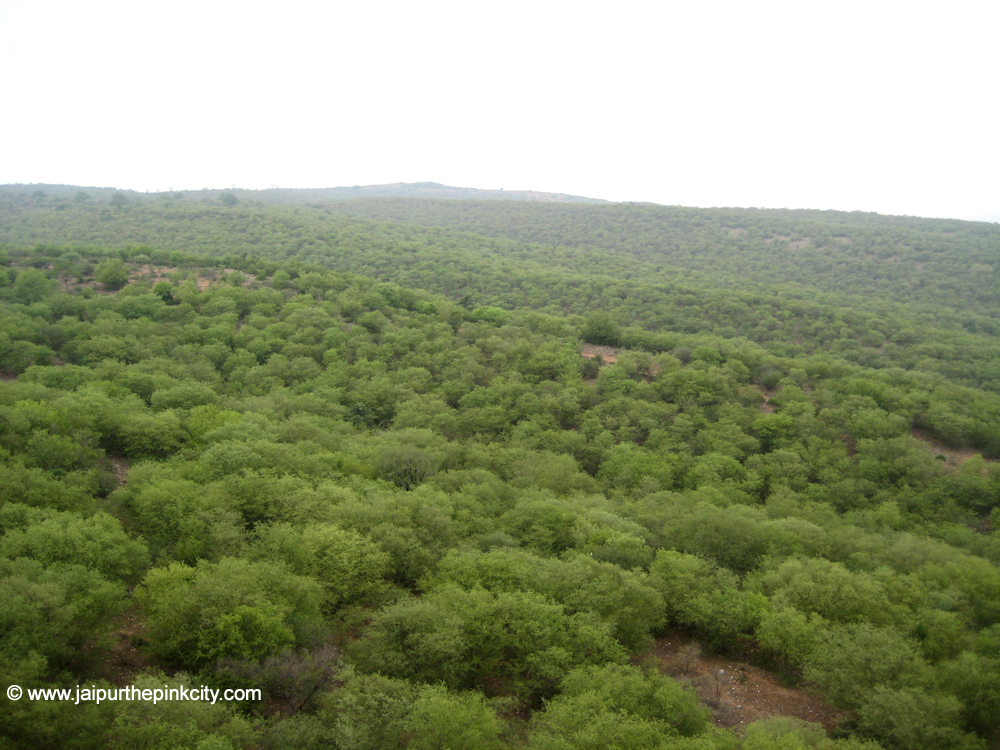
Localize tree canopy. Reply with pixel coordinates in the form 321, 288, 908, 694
1, 186, 999, 749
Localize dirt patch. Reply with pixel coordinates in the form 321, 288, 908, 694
911, 428, 981, 468
758, 387, 776, 413
97, 604, 156, 685
726, 228, 746, 237
131, 264, 180, 283
104, 455, 130, 488
223, 268, 257, 285
788, 239, 811, 250
582, 344, 619, 365
187, 269, 256, 291
642, 634, 848, 732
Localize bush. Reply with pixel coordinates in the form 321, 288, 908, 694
347, 584, 627, 701
137, 557, 325, 670
95, 259, 130, 291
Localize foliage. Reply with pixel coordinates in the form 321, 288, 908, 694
95, 258, 130, 291
1, 188, 999, 748
347, 584, 627, 701
137, 557, 325, 670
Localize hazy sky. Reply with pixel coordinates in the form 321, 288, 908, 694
1, 1, 997, 221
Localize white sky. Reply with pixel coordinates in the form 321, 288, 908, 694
1, 0, 997, 221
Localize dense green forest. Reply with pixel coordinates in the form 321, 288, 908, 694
1, 185, 999, 750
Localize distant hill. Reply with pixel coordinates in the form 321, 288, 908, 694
248, 182, 611, 204
2, 188, 997, 330
0, 182, 610, 205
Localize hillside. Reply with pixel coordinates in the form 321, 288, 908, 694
3, 187, 1000, 396
1, 187, 1000, 750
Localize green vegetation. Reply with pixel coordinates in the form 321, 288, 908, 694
1, 185, 999, 749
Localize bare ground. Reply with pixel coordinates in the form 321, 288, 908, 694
911, 428, 982, 468
105, 455, 130, 488
757, 387, 776, 413
101, 604, 156, 684
640, 633, 848, 732
581, 344, 619, 365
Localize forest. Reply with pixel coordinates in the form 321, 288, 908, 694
1, 184, 999, 750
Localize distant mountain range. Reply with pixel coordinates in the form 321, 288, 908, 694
0, 182, 610, 204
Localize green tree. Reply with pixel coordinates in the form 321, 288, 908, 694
0, 507, 150, 582
95, 258, 131, 291
253, 523, 390, 611
857, 686, 982, 750
405, 684, 502, 750
377, 446, 441, 490
430, 548, 664, 650
137, 557, 325, 670
108, 671, 255, 750
11, 267, 53, 303
803, 623, 929, 709
0, 557, 126, 669
347, 584, 626, 700
582, 311, 622, 347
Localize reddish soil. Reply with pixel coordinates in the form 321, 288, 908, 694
640, 633, 848, 732
131, 264, 179, 283
129, 265, 255, 290
911, 428, 982, 468
581, 344, 619, 365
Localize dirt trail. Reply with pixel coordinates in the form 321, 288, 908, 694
101, 605, 155, 684
757, 387, 776, 413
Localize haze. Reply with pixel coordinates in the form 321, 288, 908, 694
1, 0, 996, 222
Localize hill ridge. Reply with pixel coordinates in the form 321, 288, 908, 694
0, 181, 610, 205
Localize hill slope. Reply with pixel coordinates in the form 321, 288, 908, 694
2, 187, 1000, 750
